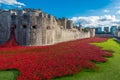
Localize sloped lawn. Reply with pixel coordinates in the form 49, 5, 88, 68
0, 38, 116, 80
53, 39, 120, 80
0, 70, 19, 80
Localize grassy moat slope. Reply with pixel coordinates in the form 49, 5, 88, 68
53, 39, 120, 80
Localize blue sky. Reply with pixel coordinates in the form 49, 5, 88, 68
0, 0, 113, 18
1, 0, 120, 27
21, 0, 112, 18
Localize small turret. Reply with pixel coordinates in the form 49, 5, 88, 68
67, 20, 73, 29
39, 12, 44, 18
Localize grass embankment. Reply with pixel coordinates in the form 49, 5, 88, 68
0, 70, 19, 80
0, 39, 120, 80
53, 39, 120, 80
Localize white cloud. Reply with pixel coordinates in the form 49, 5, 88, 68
115, 6, 120, 9
116, 10, 120, 14
71, 0, 120, 28
71, 15, 119, 28
0, 0, 25, 6
103, 10, 110, 13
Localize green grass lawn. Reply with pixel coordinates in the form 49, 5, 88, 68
0, 70, 19, 80
53, 39, 120, 80
0, 39, 120, 80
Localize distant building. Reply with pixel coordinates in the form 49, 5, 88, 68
95, 27, 102, 34
110, 26, 117, 35
104, 27, 109, 33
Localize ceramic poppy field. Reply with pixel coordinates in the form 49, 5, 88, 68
0, 37, 113, 80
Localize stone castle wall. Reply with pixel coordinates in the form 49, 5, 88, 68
0, 11, 11, 43
0, 9, 95, 46
45, 29, 90, 45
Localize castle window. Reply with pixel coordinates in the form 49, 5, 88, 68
39, 13, 43, 17
11, 14, 16, 20
22, 25, 27, 29
48, 15, 51, 18
32, 25, 37, 29
23, 14, 28, 19
13, 24, 16, 29
47, 26, 50, 29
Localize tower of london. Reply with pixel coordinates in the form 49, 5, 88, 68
0, 8, 95, 46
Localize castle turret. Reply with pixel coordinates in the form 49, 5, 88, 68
67, 20, 73, 29
89, 28, 95, 37
57, 18, 68, 29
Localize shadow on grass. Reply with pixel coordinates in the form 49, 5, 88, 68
0, 69, 20, 80
113, 39, 120, 44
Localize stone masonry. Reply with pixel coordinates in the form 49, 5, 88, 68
0, 8, 95, 46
